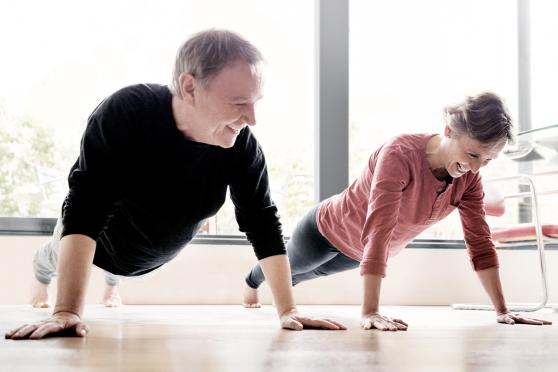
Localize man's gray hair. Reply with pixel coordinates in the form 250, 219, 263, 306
171, 29, 263, 97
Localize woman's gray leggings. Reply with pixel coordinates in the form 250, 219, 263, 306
33, 217, 120, 286
245, 205, 359, 289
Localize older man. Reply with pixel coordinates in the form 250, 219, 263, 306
6, 29, 344, 340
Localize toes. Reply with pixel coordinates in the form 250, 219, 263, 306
32, 302, 50, 309
243, 303, 261, 308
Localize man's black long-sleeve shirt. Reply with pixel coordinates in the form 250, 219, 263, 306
61, 84, 286, 276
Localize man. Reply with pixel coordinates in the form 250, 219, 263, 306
6, 29, 344, 340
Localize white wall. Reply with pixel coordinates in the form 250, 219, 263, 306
1, 235, 556, 307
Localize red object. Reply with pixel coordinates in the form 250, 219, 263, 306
492, 224, 558, 242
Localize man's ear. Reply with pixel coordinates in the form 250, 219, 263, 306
179, 73, 197, 103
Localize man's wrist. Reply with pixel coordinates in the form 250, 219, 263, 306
53, 307, 82, 318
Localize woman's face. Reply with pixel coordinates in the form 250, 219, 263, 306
442, 127, 507, 179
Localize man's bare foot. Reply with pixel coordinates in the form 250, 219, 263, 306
101, 284, 123, 307
31, 280, 50, 308
243, 283, 261, 308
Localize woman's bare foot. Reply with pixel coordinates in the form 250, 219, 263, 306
243, 283, 261, 308
101, 284, 123, 307
31, 280, 50, 308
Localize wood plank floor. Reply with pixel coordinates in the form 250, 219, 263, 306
1, 305, 557, 372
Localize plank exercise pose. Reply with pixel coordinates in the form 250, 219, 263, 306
243, 92, 552, 330
6, 29, 345, 340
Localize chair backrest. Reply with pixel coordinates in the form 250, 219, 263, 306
483, 182, 506, 217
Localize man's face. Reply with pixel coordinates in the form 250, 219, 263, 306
443, 128, 507, 178
192, 59, 262, 148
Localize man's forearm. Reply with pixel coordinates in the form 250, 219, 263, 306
258, 254, 296, 316
476, 267, 508, 314
362, 273, 383, 315
53, 234, 96, 317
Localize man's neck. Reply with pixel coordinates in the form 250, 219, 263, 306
171, 95, 197, 141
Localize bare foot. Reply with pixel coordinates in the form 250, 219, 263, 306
243, 283, 261, 308
31, 280, 50, 308
101, 284, 123, 307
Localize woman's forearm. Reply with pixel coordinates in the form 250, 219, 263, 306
476, 267, 508, 314
362, 273, 383, 315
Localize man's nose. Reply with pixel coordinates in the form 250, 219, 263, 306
244, 104, 256, 126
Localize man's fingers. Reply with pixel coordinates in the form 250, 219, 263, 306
75, 323, 89, 336
29, 323, 65, 339
8, 324, 39, 339
361, 319, 372, 330
5, 327, 22, 339
392, 318, 408, 327
393, 321, 408, 331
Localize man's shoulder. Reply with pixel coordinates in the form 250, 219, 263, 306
104, 84, 169, 107
93, 84, 171, 114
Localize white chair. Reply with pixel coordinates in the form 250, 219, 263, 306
452, 173, 558, 312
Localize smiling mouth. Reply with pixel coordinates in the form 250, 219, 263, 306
456, 162, 466, 174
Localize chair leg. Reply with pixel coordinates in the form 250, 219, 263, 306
452, 175, 549, 312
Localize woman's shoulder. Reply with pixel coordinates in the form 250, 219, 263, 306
377, 133, 433, 159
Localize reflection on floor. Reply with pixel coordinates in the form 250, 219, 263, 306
1, 305, 557, 372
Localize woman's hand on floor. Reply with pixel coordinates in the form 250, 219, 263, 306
361, 312, 408, 331
497, 312, 552, 325
4, 311, 88, 340
280, 308, 346, 331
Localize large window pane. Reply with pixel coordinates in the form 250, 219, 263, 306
0, 0, 314, 236
529, 1, 558, 228
350, 0, 519, 239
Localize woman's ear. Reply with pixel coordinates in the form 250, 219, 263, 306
444, 124, 453, 138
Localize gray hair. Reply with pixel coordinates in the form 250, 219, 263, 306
171, 29, 263, 97
445, 92, 514, 146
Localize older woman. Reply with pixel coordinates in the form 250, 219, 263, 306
244, 92, 552, 330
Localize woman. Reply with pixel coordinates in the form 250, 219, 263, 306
243, 92, 551, 330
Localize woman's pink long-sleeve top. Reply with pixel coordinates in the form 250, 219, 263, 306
316, 133, 499, 277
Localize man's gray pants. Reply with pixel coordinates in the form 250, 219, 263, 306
33, 217, 120, 286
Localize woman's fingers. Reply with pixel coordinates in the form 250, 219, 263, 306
295, 316, 341, 330
498, 313, 552, 326
362, 314, 407, 331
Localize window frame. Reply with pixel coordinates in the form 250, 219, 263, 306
0, 0, 535, 246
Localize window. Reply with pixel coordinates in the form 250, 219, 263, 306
0, 0, 314, 236
349, 0, 519, 239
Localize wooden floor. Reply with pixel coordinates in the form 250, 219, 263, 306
1, 305, 557, 372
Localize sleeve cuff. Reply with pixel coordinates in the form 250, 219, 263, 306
359, 260, 387, 277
